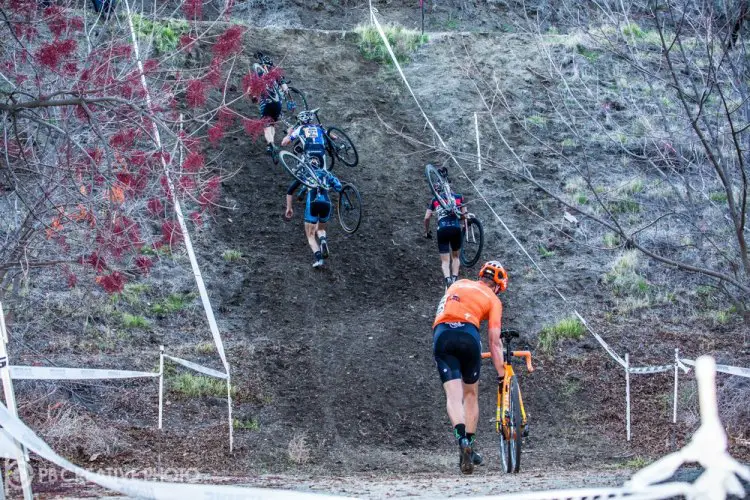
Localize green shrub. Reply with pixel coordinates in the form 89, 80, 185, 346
526, 115, 547, 127
131, 14, 188, 53
233, 418, 260, 431
575, 44, 599, 61
222, 249, 243, 262
122, 283, 149, 306
709, 191, 728, 203
538, 317, 585, 353
605, 251, 649, 297
622, 23, 644, 39
151, 292, 196, 315
121, 313, 149, 329
538, 245, 555, 258
170, 373, 234, 398
603, 232, 621, 248
355, 23, 428, 65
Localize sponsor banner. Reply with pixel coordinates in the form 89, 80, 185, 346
9, 366, 158, 380
164, 355, 228, 380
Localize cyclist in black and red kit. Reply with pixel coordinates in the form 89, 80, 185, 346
424, 166, 467, 289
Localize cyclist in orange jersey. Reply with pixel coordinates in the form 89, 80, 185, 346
432, 261, 508, 474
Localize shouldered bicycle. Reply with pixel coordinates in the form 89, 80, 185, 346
481, 329, 533, 473
281, 108, 358, 169
252, 52, 308, 117
280, 145, 363, 234
425, 164, 484, 267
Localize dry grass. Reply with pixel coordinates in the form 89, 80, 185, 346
38, 403, 125, 457
287, 432, 311, 464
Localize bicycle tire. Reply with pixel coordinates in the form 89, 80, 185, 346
460, 216, 484, 267
497, 382, 511, 473
509, 376, 523, 473
337, 183, 362, 234
279, 151, 319, 189
283, 86, 308, 115
425, 164, 452, 210
326, 126, 359, 167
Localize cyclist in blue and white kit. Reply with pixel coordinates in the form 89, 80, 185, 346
282, 113, 343, 267
423, 166, 467, 288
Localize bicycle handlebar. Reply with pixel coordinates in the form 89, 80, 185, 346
481, 350, 534, 373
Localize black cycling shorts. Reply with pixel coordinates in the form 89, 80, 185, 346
437, 225, 462, 254
260, 101, 281, 121
433, 322, 481, 384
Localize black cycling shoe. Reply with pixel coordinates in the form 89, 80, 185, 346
266, 144, 279, 165
319, 237, 329, 259
471, 450, 484, 466
523, 424, 529, 438
458, 438, 474, 475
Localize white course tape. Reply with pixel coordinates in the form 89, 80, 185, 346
467, 482, 693, 500
628, 365, 673, 375
573, 311, 627, 368
123, 0, 229, 375
9, 366, 158, 380
0, 403, 345, 499
680, 358, 750, 378
165, 355, 228, 380
0, 429, 19, 459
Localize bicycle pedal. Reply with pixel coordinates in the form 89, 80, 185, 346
522, 425, 529, 438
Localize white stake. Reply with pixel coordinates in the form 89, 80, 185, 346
0, 303, 32, 500
158, 346, 164, 430
673, 348, 679, 424
474, 112, 481, 172
626, 353, 631, 441
227, 376, 234, 453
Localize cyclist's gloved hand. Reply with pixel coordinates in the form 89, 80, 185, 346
284, 208, 293, 220
425, 230, 432, 239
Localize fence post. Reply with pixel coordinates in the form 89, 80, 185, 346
0, 303, 32, 500
227, 376, 234, 453
625, 353, 631, 441
474, 112, 481, 172
673, 348, 679, 424
158, 346, 164, 430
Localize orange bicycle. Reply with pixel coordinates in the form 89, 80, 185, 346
481, 329, 534, 473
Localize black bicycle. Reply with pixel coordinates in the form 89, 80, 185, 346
284, 108, 358, 169
425, 164, 484, 267
281, 153, 363, 234
253, 52, 307, 116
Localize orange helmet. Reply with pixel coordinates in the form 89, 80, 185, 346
478, 261, 508, 293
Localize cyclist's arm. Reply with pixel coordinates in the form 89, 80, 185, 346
281, 126, 299, 147
423, 209, 433, 236
488, 302, 505, 378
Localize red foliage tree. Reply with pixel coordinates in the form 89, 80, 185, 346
0, 1, 244, 295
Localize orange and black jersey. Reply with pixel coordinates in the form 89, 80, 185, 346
433, 279, 502, 330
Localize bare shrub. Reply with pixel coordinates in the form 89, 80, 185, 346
717, 377, 750, 440
38, 403, 126, 458
287, 432, 311, 464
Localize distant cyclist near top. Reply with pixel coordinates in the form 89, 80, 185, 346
250, 53, 289, 163
432, 261, 508, 475
424, 165, 467, 289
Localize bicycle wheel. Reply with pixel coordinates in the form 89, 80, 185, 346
425, 164, 452, 210
460, 216, 484, 267
279, 151, 319, 189
283, 86, 307, 114
337, 183, 362, 234
326, 127, 358, 167
497, 383, 511, 473
509, 376, 523, 473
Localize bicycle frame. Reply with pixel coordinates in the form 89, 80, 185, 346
481, 348, 533, 438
